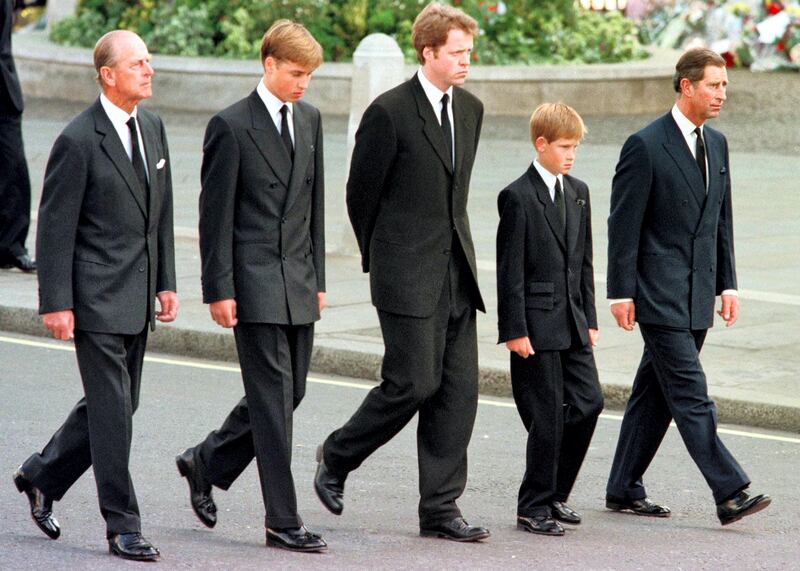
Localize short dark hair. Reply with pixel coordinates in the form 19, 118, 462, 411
672, 48, 726, 93
411, 3, 479, 65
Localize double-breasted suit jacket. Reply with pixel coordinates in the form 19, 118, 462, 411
607, 112, 736, 330
37, 99, 176, 330
346, 73, 484, 317
497, 165, 596, 351
199, 91, 325, 324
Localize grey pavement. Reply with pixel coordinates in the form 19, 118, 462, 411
1, 84, 799, 432
1, 333, 798, 570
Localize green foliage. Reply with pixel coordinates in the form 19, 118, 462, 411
49, 0, 647, 65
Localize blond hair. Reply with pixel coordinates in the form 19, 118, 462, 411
411, 3, 479, 65
530, 103, 586, 144
260, 19, 323, 69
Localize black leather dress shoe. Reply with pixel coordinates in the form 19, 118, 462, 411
108, 532, 160, 561
606, 496, 671, 517
420, 517, 491, 542
13, 468, 60, 539
176, 448, 217, 528
2, 254, 37, 272
314, 445, 345, 515
266, 526, 327, 552
717, 490, 771, 525
551, 501, 581, 525
517, 515, 565, 536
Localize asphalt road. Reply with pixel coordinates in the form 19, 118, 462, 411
1, 332, 797, 570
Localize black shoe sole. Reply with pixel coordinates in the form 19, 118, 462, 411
109, 545, 160, 561
266, 536, 328, 553
175, 455, 216, 529
13, 471, 61, 540
719, 497, 772, 526
419, 529, 491, 542
606, 500, 671, 518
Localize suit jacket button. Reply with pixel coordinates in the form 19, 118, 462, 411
443, 249, 451, 254
306, 177, 312, 184
270, 182, 278, 188
281, 217, 286, 224
282, 255, 287, 261
138, 266, 145, 272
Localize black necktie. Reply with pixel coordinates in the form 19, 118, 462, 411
694, 126, 707, 191
280, 105, 294, 163
554, 177, 566, 229
126, 117, 149, 194
440, 93, 453, 168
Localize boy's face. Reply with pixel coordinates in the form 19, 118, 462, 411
263, 57, 314, 103
535, 136, 580, 176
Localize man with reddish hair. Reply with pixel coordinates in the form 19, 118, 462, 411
314, 3, 489, 542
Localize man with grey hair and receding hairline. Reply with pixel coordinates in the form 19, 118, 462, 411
605, 47, 770, 526
12, 29, 176, 561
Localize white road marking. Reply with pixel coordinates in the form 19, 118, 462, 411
2, 334, 798, 444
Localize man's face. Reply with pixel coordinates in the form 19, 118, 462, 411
683, 65, 728, 122
263, 57, 314, 103
536, 137, 580, 176
422, 28, 473, 92
104, 35, 153, 106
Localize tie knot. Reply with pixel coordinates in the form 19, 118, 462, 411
280, 105, 289, 118
555, 178, 562, 192
441, 93, 449, 107
126, 117, 137, 133
694, 126, 702, 139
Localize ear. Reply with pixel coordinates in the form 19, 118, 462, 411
422, 45, 435, 63
680, 77, 694, 96
264, 56, 277, 75
100, 66, 115, 87
535, 136, 548, 153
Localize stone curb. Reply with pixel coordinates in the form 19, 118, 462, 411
3, 304, 798, 433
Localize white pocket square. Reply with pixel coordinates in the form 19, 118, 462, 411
156, 158, 166, 170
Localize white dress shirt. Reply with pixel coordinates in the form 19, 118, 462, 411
100, 93, 148, 182
417, 67, 454, 164
532, 158, 563, 202
257, 79, 294, 144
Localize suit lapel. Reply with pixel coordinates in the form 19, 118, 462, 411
661, 114, 706, 208
411, 74, 453, 174
139, 111, 160, 221
697, 127, 723, 227
246, 91, 292, 188
453, 88, 475, 178
93, 100, 147, 218
563, 177, 581, 254
527, 165, 566, 252
283, 102, 313, 214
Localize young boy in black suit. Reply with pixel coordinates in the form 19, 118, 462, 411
496, 103, 603, 536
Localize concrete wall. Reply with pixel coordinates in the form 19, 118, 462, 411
13, 31, 677, 117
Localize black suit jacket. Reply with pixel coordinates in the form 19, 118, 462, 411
37, 98, 176, 333
0, 0, 23, 116
346, 73, 484, 318
199, 91, 325, 325
607, 112, 736, 330
496, 165, 596, 350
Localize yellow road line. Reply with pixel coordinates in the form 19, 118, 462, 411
2, 335, 799, 444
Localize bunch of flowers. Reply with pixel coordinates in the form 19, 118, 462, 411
642, 0, 800, 70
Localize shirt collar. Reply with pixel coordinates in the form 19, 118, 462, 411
671, 104, 702, 138
533, 158, 562, 191
257, 79, 292, 118
417, 67, 453, 110
100, 93, 137, 125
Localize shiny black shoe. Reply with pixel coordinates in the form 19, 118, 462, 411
266, 526, 327, 553
517, 515, 565, 536
108, 532, 160, 561
3, 254, 37, 272
13, 468, 60, 539
420, 517, 491, 542
176, 449, 217, 528
314, 445, 345, 515
606, 496, 671, 517
551, 501, 581, 525
717, 490, 771, 526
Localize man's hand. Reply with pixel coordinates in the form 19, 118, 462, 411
588, 328, 599, 347
156, 291, 179, 323
43, 310, 74, 340
209, 299, 237, 328
610, 301, 636, 331
505, 336, 535, 358
718, 294, 739, 327
318, 291, 326, 313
